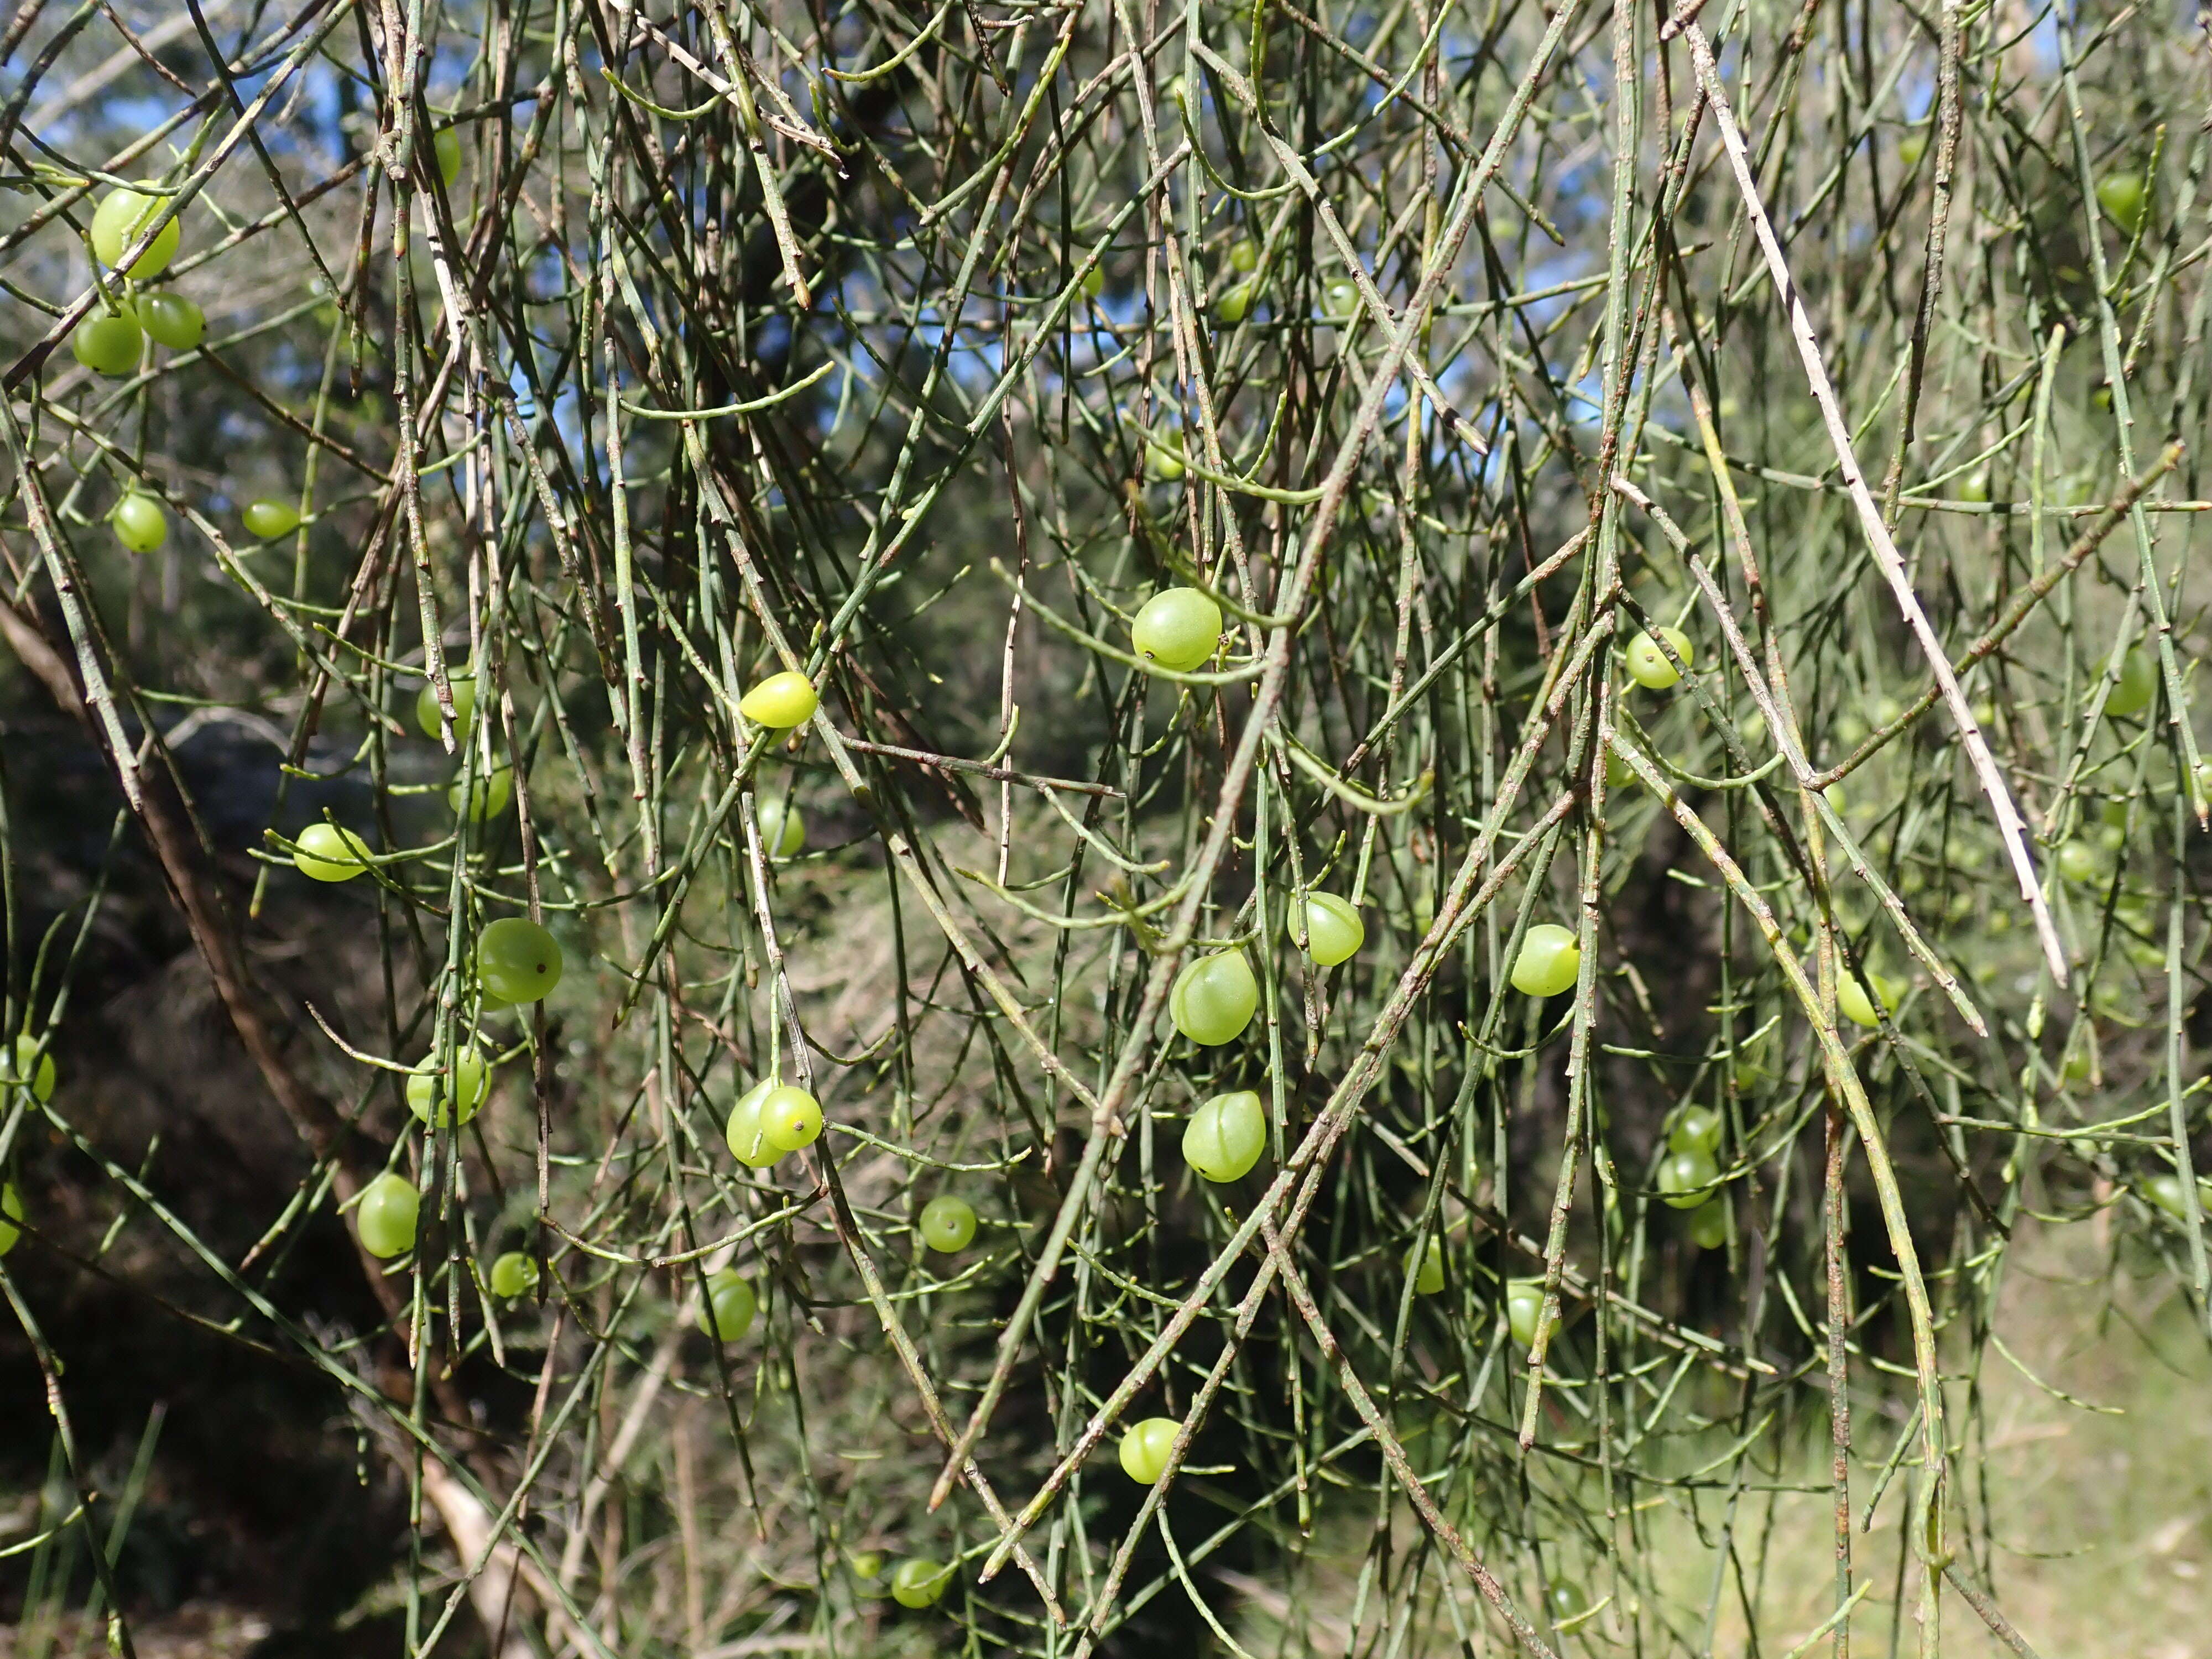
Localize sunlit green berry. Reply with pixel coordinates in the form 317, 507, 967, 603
476, 916, 562, 1004
1214, 278, 1256, 325
1290, 891, 1364, 966
2104, 647, 2157, 718
919, 1194, 977, 1252
71, 310, 142, 377
725, 1079, 786, 1169
450, 764, 513, 822
2056, 841, 2105, 885
1169, 950, 1258, 1045
0, 1182, 21, 1256
889, 1557, 952, 1609
1509, 923, 1580, 998
1836, 971, 1897, 1029
1182, 1089, 1266, 1183
1407, 1235, 1444, 1295
356, 1172, 420, 1259
1686, 1198, 1729, 1250
698, 1267, 757, 1342
416, 673, 478, 741
90, 186, 180, 279
1322, 278, 1357, 317
757, 797, 805, 859
406, 1045, 489, 1126
1625, 627, 1693, 690
1957, 471, 1990, 503
242, 498, 300, 539
1667, 1105, 1723, 1156
1118, 1416, 1178, 1484
848, 1550, 883, 1580
2146, 1172, 2212, 1223
1130, 586, 1223, 673
1505, 1278, 1559, 1348
1144, 429, 1185, 481
1897, 130, 1927, 170
434, 126, 463, 187
135, 293, 204, 351
1080, 262, 1105, 298
758, 1084, 822, 1152
2096, 169, 2148, 235
739, 669, 818, 729
4, 1035, 56, 1102
111, 492, 168, 554
488, 1250, 539, 1298
1657, 1147, 1717, 1210
293, 822, 372, 883
1227, 238, 1260, 274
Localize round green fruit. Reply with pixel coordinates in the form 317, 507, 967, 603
1505, 1278, 1559, 1348
476, 916, 562, 1004
2105, 647, 2157, 718
406, 1045, 489, 1126
416, 673, 478, 742
71, 311, 142, 377
1130, 586, 1223, 673
1081, 262, 1105, 298
1408, 1235, 1444, 1295
1144, 429, 1185, 481
1836, 971, 1897, 1029
2096, 170, 2148, 235
2146, 1172, 2212, 1223
848, 1550, 883, 1580
1118, 1416, 1178, 1484
488, 1250, 539, 1298
698, 1267, 757, 1342
4, 1036, 57, 1102
450, 764, 513, 822
919, 1194, 977, 1253
758, 1084, 822, 1152
889, 1557, 952, 1609
2056, 841, 2105, 886
1182, 1089, 1266, 1183
757, 797, 805, 859
1322, 278, 1357, 317
739, 669, 818, 729
1509, 923, 1580, 998
294, 822, 372, 883
356, 1172, 421, 1259
1214, 279, 1256, 325
1625, 626, 1693, 690
0, 1182, 21, 1256
1897, 130, 1927, 170
90, 186, 180, 279
1656, 1147, 1717, 1210
242, 498, 300, 539
1291, 891, 1364, 967
135, 293, 204, 351
434, 126, 463, 187
724, 1079, 785, 1169
1227, 238, 1260, 275
111, 492, 168, 554
1686, 1198, 1729, 1250
1667, 1105, 1723, 1156
1169, 950, 1258, 1046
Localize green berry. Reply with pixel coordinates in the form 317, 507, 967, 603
405, 1045, 490, 1126
1168, 950, 1258, 1045
758, 797, 805, 859
1509, 923, 1580, 998
488, 1250, 539, 1298
1182, 1089, 1266, 1182
450, 764, 513, 822
416, 673, 478, 741
919, 1194, 977, 1253
4, 1036, 57, 1102
2104, 647, 2157, 718
476, 916, 563, 1005
1625, 627, 1693, 690
293, 822, 372, 883
242, 498, 301, 539
1291, 891, 1364, 966
2096, 169, 2148, 235
434, 126, 463, 187
739, 670, 818, 729
90, 186, 180, 279
1667, 1105, 1723, 1156
0, 1182, 21, 1256
112, 492, 168, 554
725, 1079, 786, 1169
1118, 1416, 1178, 1484
1407, 1235, 1444, 1295
1686, 1198, 1729, 1250
135, 293, 204, 351
1505, 1279, 1559, 1348
1130, 587, 1223, 673
758, 1084, 822, 1152
698, 1267, 757, 1342
889, 1557, 952, 1609
356, 1172, 421, 1259
1657, 1147, 1717, 1210
71, 311, 142, 377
